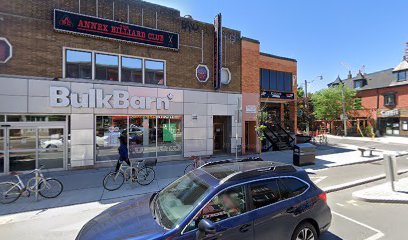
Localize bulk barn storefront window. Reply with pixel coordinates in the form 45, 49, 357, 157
64, 48, 165, 85
95, 115, 182, 162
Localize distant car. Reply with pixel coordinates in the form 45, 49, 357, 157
76, 158, 331, 240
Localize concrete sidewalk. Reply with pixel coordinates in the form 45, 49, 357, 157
353, 176, 408, 203
0, 143, 391, 216
327, 134, 408, 145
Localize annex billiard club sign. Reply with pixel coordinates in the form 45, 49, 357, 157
261, 91, 295, 100
54, 9, 179, 50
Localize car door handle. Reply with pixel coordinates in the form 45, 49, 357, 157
239, 224, 251, 233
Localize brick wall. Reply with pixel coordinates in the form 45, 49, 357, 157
0, 0, 241, 92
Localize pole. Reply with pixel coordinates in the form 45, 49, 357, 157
384, 154, 397, 191
304, 80, 309, 134
341, 84, 347, 136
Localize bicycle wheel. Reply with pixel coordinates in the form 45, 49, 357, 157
184, 163, 195, 174
136, 167, 155, 185
103, 172, 125, 191
0, 182, 22, 204
39, 178, 63, 198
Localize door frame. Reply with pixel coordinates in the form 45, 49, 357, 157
0, 122, 67, 175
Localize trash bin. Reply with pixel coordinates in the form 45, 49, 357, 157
293, 143, 316, 166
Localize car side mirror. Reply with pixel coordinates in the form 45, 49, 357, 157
196, 219, 216, 240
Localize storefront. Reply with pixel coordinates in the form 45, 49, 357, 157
0, 77, 241, 174
377, 109, 408, 136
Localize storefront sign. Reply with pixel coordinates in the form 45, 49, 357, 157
245, 105, 257, 113
0, 37, 12, 63
196, 64, 209, 82
54, 9, 179, 50
380, 109, 400, 117
49, 86, 173, 110
213, 13, 222, 89
260, 91, 295, 100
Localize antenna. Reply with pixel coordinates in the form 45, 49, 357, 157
359, 65, 366, 74
340, 62, 351, 72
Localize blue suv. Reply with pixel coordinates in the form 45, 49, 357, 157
76, 158, 331, 240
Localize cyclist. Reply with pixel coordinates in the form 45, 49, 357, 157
115, 135, 131, 173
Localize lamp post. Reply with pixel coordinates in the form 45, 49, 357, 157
340, 80, 348, 136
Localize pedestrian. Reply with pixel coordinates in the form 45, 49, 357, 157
115, 135, 131, 173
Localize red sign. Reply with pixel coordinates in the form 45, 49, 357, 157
0, 38, 12, 63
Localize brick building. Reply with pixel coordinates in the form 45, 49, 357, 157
241, 38, 297, 154
0, 0, 297, 174
328, 48, 408, 137
0, 0, 245, 174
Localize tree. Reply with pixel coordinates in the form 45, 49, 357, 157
312, 85, 357, 122
297, 86, 315, 132
255, 108, 268, 158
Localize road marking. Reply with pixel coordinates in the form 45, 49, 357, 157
346, 200, 359, 206
332, 211, 385, 240
335, 203, 345, 207
309, 176, 328, 184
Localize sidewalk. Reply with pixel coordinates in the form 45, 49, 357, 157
0, 143, 390, 216
327, 134, 408, 145
353, 176, 408, 203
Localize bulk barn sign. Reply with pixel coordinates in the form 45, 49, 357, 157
50, 87, 173, 110
54, 9, 179, 50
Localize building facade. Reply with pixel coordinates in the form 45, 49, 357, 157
0, 0, 245, 174
328, 48, 408, 137
241, 38, 297, 154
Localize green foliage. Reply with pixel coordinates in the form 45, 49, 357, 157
312, 85, 356, 121
353, 98, 363, 110
363, 125, 375, 138
297, 86, 305, 98
297, 86, 315, 131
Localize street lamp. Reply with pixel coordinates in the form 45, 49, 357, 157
339, 80, 348, 136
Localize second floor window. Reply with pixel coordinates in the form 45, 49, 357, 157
384, 93, 396, 106
64, 48, 165, 85
95, 53, 119, 81
354, 79, 365, 89
260, 69, 292, 92
65, 50, 92, 79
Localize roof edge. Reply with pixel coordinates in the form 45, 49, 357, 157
260, 52, 297, 62
241, 37, 260, 44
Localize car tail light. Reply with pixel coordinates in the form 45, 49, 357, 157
318, 192, 327, 202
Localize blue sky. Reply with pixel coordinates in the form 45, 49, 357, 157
146, 0, 408, 92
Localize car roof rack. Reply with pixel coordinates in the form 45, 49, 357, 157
222, 164, 297, 183
199, 157, 263, 169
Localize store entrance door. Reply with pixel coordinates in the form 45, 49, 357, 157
213, 116, 231, 154
0, 123, 66, 174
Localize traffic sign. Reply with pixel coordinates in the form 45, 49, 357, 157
0, 37, 12, 63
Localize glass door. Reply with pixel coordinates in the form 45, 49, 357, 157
8, 127, 37, 172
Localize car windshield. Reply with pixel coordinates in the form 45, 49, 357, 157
155, 172, 211, 229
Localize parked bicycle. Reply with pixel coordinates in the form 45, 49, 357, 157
0, 166, 64, 204
103, 159, 156, 191
184, 156, 208, 174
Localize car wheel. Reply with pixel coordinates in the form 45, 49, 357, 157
292, 222, 318, 240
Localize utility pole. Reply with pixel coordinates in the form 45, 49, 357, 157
304, 80, 309, 133
341, 81, 348, 136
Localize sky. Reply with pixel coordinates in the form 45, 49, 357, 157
145, 0, 408, 93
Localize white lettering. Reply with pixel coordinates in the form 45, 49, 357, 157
49, 86, 173, 110
112, 90, 129, 108
96, 89, 112, 108
50, 87, 70, 107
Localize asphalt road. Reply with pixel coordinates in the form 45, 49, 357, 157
310, 155, 408, 190
321, 176, 408, 240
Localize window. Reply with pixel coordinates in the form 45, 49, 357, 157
279, 178, 308, 199
145, 60, 164, 85
64, 48, 166, 85
157, 116, 183, 157
397, 71, 407, 81
186, 185, 247, 232
354, 79, 365, 89
269, 71, 277, 90
250, 179, 281, 209
121, 57, 143, 83
260, 69, 269, 89
260, 69, 292, 92
95, 53, 119, 81
156, 172, 211, 229
65, 50, 92, 79
384, 94, 396, 106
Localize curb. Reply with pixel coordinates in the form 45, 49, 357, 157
322, 168, 408, 193
352, 194, 408, 204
